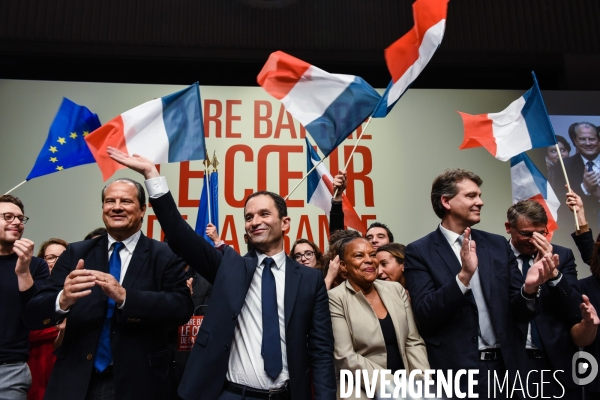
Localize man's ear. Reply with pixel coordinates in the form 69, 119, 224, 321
281, 216, 291, 233
504, 221, 511, 234
440, 195, 452, 211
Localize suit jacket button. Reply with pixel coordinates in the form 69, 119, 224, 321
471, 336, 477, 343
231, 313, 238, 319
224, 345, 229, 351
86, 354, 93, 361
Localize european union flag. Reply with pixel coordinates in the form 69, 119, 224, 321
27, 98, 101, 180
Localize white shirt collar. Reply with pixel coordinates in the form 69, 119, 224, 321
107, 230, 142, 254
580, 153, 600, 166
255, 248, 286, 270
439, 223, 464, 246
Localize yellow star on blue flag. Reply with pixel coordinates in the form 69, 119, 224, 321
27, 98, 101, 180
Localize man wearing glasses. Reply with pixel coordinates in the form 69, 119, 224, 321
504, 199, 586, 399
0, 195, 49, 400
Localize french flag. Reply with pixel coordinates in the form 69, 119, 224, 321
510, 153, 559, 236
372, 0, 448, 117
85, 83, 205, 180
306, 138, 366, 233
458, 74, 556, 162
258, 51, 381, 157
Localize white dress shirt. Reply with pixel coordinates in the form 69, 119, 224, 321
55, 230, 141, 313
145, 176, 290, 389
439, 224, 499, 349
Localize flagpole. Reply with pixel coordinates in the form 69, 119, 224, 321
283, 156, 327, 201
4, 180, 27, 195
555, 144, 579, 230
203, 153, 212, 225
333, 116, 373, 198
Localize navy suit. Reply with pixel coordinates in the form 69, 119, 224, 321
404, 228, 536, 392
515, 245, 582, 397
23, 234, 194, 400
150, 192, 336, 400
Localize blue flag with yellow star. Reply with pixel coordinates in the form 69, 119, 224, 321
27, 98, 101, 180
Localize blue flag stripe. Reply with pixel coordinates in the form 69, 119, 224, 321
304, 77, 380, 157
162, 82, 205, 163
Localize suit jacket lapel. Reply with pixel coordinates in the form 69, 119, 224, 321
375, 281, 405, 348
122, 234, 149, 290
243, 250, 259, 290
472, 230, 492, 301
432, 227, 463, 276
284, 257, 301, 330
94, 235, 110, 273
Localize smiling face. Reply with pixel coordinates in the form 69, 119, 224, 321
366, 227, 390, 250
0, 202, 24, 250
574, 125, 600, 160
339, 238, 378, 289
376, 251, 404, 284
293, 242, 317, 268
244, 194, 290, 256
443, 179, 483, 229
102, 181, 146, 241
44, 243, 66, 272
505, 216, 548, 256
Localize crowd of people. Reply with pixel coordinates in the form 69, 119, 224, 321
2, 137, 600, 399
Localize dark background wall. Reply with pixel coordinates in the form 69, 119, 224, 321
1, 0, 599, 90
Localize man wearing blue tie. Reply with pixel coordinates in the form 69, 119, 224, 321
107, 147, 336, 400
24, 178, 194, 400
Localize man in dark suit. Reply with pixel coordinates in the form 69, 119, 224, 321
552, 122, 600, 233
24, 178, 194, 400
107, 148, 336, 400
505, 199, 583, 398
404, 168, 559, 399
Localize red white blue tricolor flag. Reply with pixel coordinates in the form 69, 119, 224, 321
372, 0, 449, 117
306, 138, 366, 233
510, 152, 559, 235
85, 83, 205, 180
458, 73, 557, 162
258, 51, 381, 157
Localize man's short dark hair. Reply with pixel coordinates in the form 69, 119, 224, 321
101, 178, 146, 207
0, 194, 24, 214
431, 168, 483, 219
568, 122, 600, 143
244, 191, 287, 219
366, 222, 394, 242
84, 227, 108, 240
506, 200, 548, 227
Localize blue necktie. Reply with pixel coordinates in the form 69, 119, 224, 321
94, 242, 124, 372
520, 254, 545, 351
261, 257, 282, 379
587, 161, 595, 172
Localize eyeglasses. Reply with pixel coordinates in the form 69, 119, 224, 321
517, 229, 548, 238
43, 254, 60, 263
0, 213, 29, 224
294, 251, 315, 261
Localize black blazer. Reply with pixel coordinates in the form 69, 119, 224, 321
572, 229, 596, 266
150, 191, 336, 400
23, 234, 193, 400
404, 227, 536, 379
